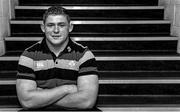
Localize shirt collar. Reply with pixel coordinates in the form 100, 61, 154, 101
40, 37, 74, 55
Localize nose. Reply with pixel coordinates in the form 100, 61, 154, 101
53, 25, 60, 33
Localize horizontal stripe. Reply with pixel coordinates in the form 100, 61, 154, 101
18, 55, 34, 69
34, 59, 79, 72
17, 72, 36, 79
23, 50, 38, 60
79, 66, 98, 74
18, 65, 34, 74
80, 58, 97, 69
55, 59, 79, 71
37, 79, 57, 89
79, 71, 99, 76
37, 78, 76, 89
79, 50, 95, 66
34, 60, 50, 71
16, 75, 35, 80
35, 68, 78, 80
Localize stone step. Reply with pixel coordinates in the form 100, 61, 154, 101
5, 36, 178, 41
1, 56, 180, 71
15, 6, 164, 20
2, 70, 180, 80
1, 83, 180, 95
98, 95, 180, 106
18, 0, 158, 6
3, 79, 180, 85
1, 95, 180, 109
5, 37, 178, 53
3, 107, 180, 112
10, 20, 171, 37
3, 50, 179, 57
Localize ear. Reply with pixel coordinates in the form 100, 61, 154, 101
69, 22, 74, 32
40, 23, 45, 33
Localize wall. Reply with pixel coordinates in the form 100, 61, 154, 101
159, 0, 180, 36
0, 0, 9, 55
159, 0, 180, 52
0, 0, 18, 56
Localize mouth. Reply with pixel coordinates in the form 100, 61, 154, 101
52, 35, 61, 39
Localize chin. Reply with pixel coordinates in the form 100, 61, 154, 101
52, 41, 63, 45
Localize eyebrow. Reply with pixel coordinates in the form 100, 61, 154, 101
46, 22, 67, 24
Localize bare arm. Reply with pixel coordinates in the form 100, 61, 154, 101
54, 75, 99, 110
16, 79, 77, 109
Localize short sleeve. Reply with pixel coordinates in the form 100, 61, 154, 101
17, 51, 36, 80
78, 49, 98, 76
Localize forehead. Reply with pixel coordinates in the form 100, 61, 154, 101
45, 15, 68, 24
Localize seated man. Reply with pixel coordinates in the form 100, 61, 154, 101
16, 6, 99, 111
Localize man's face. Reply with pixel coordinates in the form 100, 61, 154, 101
41, 15, 73, 46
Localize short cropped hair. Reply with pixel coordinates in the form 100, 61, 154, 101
43, 6, 71, 24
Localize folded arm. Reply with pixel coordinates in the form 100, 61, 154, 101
54, 75, 99, 110
16, 79, 77, 109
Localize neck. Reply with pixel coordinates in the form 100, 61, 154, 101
46, 38, 69, 57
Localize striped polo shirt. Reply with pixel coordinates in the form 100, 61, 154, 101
17, 37, 98, 89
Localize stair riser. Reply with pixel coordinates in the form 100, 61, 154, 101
15, 9, 164, 20
100, 84, 180, 95
98, 95, 180, 106
5, 41, 177, 52
1, 60, 180, 71
97, 61, 180, 71
2, 71, 180, 80
0, 61, 18, 71
18, 0, 158, 6
10, 24, 171, 37
2, 95, 180, 108
1, 84, 180, 96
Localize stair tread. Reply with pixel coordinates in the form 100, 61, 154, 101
15, 6, 164, 10
3, 107, 180, 112
4, 51, 178, 56
1, 95, 180, 108
1, 55, 180, 60
2, 79, 180, 85
10, 20, 171, 24
2, 70, 180, 80
15, 5, 164, 20
5, 36, 178, 41
18, 0, 158, 6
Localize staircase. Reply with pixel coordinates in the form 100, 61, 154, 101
1, 0, 180, 111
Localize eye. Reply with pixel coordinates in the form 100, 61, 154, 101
58, 23, 66, 27
46, 23, 54, 27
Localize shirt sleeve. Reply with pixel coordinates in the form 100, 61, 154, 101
16, 51, 36, 80
78, 49, 98, 76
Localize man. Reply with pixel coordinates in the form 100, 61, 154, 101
16, 6, 99, 111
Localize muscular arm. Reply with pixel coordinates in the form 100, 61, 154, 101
16, 79, 77, 109
54, 75, 99, 110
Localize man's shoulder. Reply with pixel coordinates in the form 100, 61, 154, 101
20, 41, 42, 58
71, 39, 88, 53
70, 39, 95, 60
